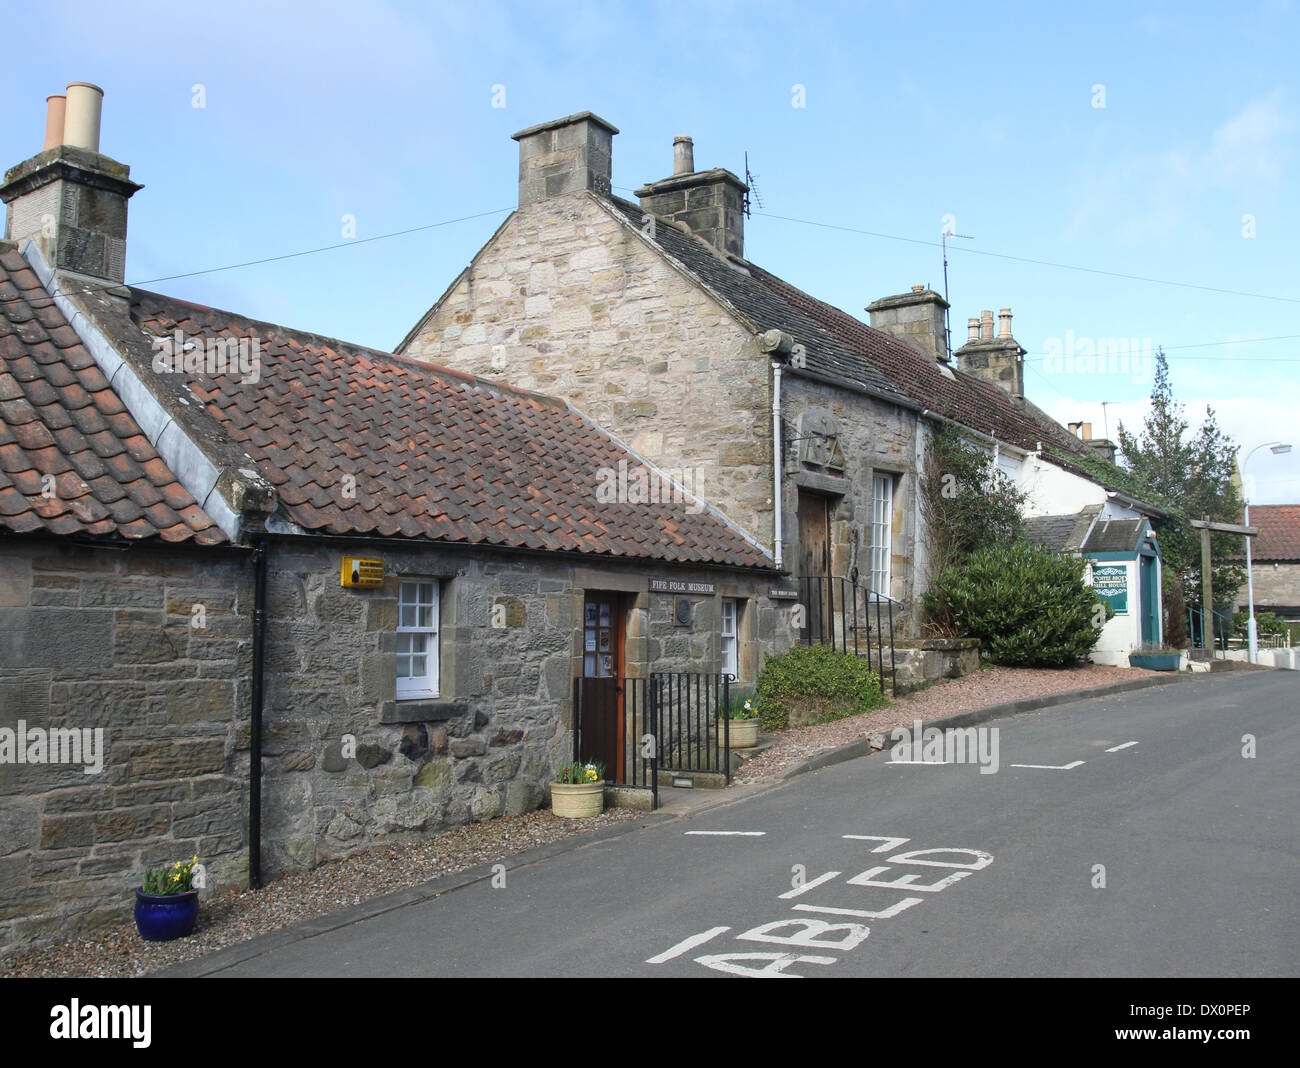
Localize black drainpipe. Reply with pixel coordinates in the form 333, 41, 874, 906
249, 535, 269, 890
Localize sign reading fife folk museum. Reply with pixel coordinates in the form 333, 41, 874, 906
650, 578, 715, 595
1092, 565, 1128, 613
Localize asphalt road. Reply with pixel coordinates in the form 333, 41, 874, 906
198, 671, 1298, 978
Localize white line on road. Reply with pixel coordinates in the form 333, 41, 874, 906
886, 760, 951, 765
1010, 761, 1085, 770
684, 831, 766, 836
1105, 741, 1139, 752
778, 871, 841, 898
646, 926, 730, 964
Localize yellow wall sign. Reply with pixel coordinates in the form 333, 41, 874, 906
340, 557, 385, 588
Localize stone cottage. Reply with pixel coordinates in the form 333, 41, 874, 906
396, 112, 1150, 637
0, 87, 789, 953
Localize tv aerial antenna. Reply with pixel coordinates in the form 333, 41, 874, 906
941, 228, 974, 359
744, 152, 764, 218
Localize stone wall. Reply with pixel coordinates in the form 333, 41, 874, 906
399, 193, 775, 544
780, 377, 920, 629
0, 540, 251, 953
1238, 561, 1300, 615
0, 534, 791, 953
261, 542, 792, 876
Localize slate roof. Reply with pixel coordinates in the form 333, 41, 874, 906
129, 288, 771, 568
605, 195, 1090, 457
604, 197, 906, 401
0, 246, 225, 544
1246, 504, 1300, 562
1023, 507, 1101, 554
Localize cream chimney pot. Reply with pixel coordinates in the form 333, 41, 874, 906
980, 310, 994, 340
63, 82, 104, 152
673, 135, 694, 176
998, 308, 1012, 339
43, 95, 66, 151
967, 317, 980, 342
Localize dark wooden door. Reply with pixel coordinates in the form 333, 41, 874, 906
579, 593, 625, 781
797, 491, 831, 641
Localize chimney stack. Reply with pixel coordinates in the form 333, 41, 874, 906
955, 303, 1025, 399
673, 135, 694, 176
635, 135, 748, 259
866, 285, 952, 364
510, 111, 618, 208
42, 95, 66, 151
62, 82, 104, 152
2, 82, 142, 284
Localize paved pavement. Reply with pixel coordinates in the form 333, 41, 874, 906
171, 670, 1298, 978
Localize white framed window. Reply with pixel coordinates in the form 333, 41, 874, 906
721, 598, 739, 679
871, 474, 894, 598
396, 580, 439, 699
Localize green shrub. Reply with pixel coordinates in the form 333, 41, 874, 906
755, 645, 884, 731
922, 540, 1113, 667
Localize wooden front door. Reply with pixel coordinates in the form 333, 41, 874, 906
579, 593, 625, 781
797, 491, 832, 641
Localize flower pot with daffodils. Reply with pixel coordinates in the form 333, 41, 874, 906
551, 760, 605, 818
717, 697, 760, 748
134, 856, 201, 942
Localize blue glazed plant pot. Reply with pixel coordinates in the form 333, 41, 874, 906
134, 888, 199, 942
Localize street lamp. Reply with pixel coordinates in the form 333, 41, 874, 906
1243, 441, 1292, 663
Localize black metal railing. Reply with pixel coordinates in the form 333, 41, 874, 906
653, 671, 731, 783
573, 672, 735, 809
797, 572, 899, 694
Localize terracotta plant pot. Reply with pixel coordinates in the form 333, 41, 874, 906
551, 780, 605, 818
721, 717, 760, 748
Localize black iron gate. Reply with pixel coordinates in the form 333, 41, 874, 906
573, 671, 733, 810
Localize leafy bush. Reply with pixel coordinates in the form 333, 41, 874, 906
755, 645, 884, 731
922, 540, 1113, 667
1231, 609, 1285, 637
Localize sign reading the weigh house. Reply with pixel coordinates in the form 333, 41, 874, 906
1091, 564, 1128, 613
649, 578, 715, 595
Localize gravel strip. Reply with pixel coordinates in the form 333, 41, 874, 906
0, 807, 641, 979
733, 663, 1163, 783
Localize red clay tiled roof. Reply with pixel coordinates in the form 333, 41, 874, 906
0, 247, 225, 544
130, 289, 771, 568
1247, 504, 1300, 561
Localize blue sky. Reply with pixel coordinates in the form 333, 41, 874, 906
5, 0, 1297, 502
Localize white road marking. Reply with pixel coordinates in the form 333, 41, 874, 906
1010, 760, 1085, 770
684, 831, 766, 836
778, 871, 841, 899
1105, 741, 1139, 752
646, 926, 730, 964
886, 760, 951, 765
842, 836, 910, 853
793, 897, 925, 920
